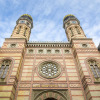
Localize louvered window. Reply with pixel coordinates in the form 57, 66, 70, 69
70, 28, 74, 37
88, 60, 100, 78
0, 60, 11, 79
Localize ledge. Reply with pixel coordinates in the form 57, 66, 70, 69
26, 41, 72, 48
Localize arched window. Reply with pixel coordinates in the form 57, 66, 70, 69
16, 26, 21, 34
0, 60, 11, 79
69, 28, 74, 37
88, 60, 100, 78
75, 27, 81, 34
24, 28, 27, 36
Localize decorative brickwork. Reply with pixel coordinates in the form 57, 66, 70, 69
0, 14, 100, 100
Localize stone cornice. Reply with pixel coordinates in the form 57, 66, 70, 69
26, 41, 72, 48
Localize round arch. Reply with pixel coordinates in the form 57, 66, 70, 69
34, 90, 67, 100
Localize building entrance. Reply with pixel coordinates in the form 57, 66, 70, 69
45, 98, 57, 100
32, 90, 68, 100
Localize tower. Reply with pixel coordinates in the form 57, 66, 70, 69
63, 14, 100, 100
11, 14, 33, 41
63, 15, 86, 41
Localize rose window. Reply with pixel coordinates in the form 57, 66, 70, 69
39, 62, 60, 79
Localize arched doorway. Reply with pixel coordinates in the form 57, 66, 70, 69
45, 98, 57, 100
32, 90, 68, 100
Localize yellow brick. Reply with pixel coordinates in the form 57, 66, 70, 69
17, 96, 29, 100
57, 77, 66, 81
91, 98, 100, 100
88, 85, 100, 90
71, 90, 83, 95
0, 86, 13, 91
72, 96, 84, 100
67, 69, 76, 72
23, 66, 33, 68
21, 77, 31, 81
15, 60, 20, 63
0, 99, 10, 100
69, 77, 79, 81
91, 91, 100, 96
25, 59, 33, 62
18, 91, 30, 95
66, 66, 75, 68
12, 68, 18, 71
61, 73, 66, 77
11, 72, 17, 75
83, 72, 89, 75
66, 62, 75, 65
34, 77, 43, 81
23, 70, 32, 72
68, 73, 78, 76
0, 92, 11, 97
22, 73, 32, 76
24, 63, 33, 65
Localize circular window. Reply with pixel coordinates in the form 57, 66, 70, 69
38, 62, 61, 79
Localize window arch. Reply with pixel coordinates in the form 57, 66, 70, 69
88, 60, 100, 78
16, 26, 21, 34
0, 60, 11, 79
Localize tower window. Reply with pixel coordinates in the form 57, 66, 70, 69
67, 22, 70, 25
0, 60, 11, 79
10, 44, 16, 48
65, 50, 70, 53
88, 60, 100, 78
75, 27, 81, 34
47, 50, 51, 53
71, 21, 77, 24
82, 44, 87, 48
26, 22, 29, 26
55, 50, 60, 53
16, 26, 21, 34
69, 28, 74, 37
38, 50, 43, 54
24, 28, 27, 36
29, 49, 33, 53
20, 20, 25, 23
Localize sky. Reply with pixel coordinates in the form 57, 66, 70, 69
0, 0, 100, 47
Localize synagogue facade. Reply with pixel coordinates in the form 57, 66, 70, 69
0, 14, 100, 100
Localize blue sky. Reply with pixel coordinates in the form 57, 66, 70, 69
0, 0, 100, 47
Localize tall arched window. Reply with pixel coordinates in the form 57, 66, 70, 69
24, 28, 27, 36
75, 27, 81, 34
0, 60, 11, 79
88, 60, 100, 78
69, 28, 74, 37
16, 26, 21, 34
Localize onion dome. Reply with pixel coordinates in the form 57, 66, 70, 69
63, 14, 80, 28
17, 14, 33, 28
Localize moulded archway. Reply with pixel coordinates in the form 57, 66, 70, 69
32, 90, 68, 100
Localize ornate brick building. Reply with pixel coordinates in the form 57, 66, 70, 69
0, 14, 100, 100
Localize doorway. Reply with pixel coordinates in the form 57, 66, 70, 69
45, 98, 57, 100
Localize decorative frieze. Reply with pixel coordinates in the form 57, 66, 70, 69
0, 48, 23, 53
33, 83, 68, 88
26, 41, 72, 48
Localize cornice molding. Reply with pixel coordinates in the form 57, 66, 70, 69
26, 41, 72, 48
